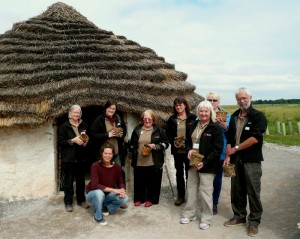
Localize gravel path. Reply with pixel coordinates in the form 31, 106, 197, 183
0, 144, 299, 239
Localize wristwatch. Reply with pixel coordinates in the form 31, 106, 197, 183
235, 145, 239, 151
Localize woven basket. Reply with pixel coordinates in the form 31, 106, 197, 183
189, 152, 204, 167
223, 164, 236, 177
216, 111, 227, 121
113, 127, 123, 137
142, 145, 151, 156
174, 136, 185, 148
79, 133, 89, 143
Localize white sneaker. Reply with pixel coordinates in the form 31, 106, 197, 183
199, 222, 210, 230
180, 216, 197, 224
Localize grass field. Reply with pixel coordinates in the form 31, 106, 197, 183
222, 104, 300, 146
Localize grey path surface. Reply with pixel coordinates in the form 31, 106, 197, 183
0, 145, 299, 239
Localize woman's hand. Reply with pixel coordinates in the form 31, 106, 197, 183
223, 155, 231, 167
147, 143, 156, 150
216, 118, 227, 130
72, 136, 84, 145
115, 188, 126, 198
108, 130, 116, 138
196, 162, 204, 170
188, 149, 196, 160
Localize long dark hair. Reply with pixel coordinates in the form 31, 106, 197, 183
98, 142, 115, 166
173, 97, 191, 114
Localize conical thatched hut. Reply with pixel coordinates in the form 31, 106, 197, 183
0, 2, 203, 200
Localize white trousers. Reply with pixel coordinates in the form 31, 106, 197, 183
182, 167, 215, 225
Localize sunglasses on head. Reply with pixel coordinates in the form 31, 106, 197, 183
207, 99, 218, 102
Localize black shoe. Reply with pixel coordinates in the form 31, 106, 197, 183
65, 205, 73, 212
213, 204, 218, 215
174, 197, 185, 206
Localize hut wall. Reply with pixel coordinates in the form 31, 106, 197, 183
0, 122, 56, 200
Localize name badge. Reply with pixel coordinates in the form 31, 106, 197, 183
193, 143, 199, 149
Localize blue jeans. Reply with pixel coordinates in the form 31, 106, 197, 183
86, 190, 128, 221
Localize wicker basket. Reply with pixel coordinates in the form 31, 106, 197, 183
216, 111, 227, 121
223, 164, 236, 177
174, 136, 185, 148
142, 145, 151, 156
189, 152, 204, 167
113, 127, 123, 137
79, 133, 89, 143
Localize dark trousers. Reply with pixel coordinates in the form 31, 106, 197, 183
231, 157, 263, 226
62, 162, 86, 206
134, 165, 163, 204
213, 160, 224, 205
173, 153, 190, 199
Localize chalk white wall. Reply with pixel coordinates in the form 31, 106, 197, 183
0, 122, 57, 201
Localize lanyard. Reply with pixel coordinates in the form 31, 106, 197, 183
195, 122, 208, 143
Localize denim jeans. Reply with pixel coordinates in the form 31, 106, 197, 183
86, 189, 128, 221
213, 160, 224, 205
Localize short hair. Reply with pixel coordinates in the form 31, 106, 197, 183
98, 142, 115, 165
235, 87, 252, 97
206, 92, 221, 102
68, 105, 82, 119
140, 109, 157, 124
173, 96, 191, 114
196, 100, 216, 122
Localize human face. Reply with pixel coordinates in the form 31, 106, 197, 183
102, 148, 113, 164
198, 107, 211, 124
236, 92, 251, 110
175, 103, 186, 114
70, 108, 81, 121
206, 95, 219, 111
105, 105, 116, 118
143, 112, 153, 128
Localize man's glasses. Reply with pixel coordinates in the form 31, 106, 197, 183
207, 99, 218, 102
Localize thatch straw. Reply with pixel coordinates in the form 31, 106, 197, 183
0, 2, 203, 129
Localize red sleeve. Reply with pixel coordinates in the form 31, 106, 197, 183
90, 162, 106, 191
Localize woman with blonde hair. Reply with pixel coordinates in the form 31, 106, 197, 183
130, 109, 169, 207
180, 100, 223, 230
206, 92, 231, 215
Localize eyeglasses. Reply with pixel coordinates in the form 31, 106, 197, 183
207, 99, 218, 102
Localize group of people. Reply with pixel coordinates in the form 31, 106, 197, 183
58, 87, 267, 237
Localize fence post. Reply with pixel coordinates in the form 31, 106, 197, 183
265, 127, 270, 135
276, 121, 281, 134
288, 121, 293, 135
281, 123, 286, 136
297, 122, 300, 135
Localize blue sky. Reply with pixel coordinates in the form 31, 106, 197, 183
1, 0, 299, 105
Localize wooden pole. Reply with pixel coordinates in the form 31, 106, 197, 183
276, 121, 281, 134
281, 123, 286, 136
297, 122, 300, 135
288, 121, 293, 135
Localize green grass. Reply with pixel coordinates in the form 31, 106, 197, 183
223, 104, 300, 146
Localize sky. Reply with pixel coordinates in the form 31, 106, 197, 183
1, 0, 299, 105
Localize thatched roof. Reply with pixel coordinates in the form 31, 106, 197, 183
0, 2, 203, 129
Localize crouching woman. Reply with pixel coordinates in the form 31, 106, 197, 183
86, 143, 128, 225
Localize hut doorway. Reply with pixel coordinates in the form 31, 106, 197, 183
56, 105, 103, 191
